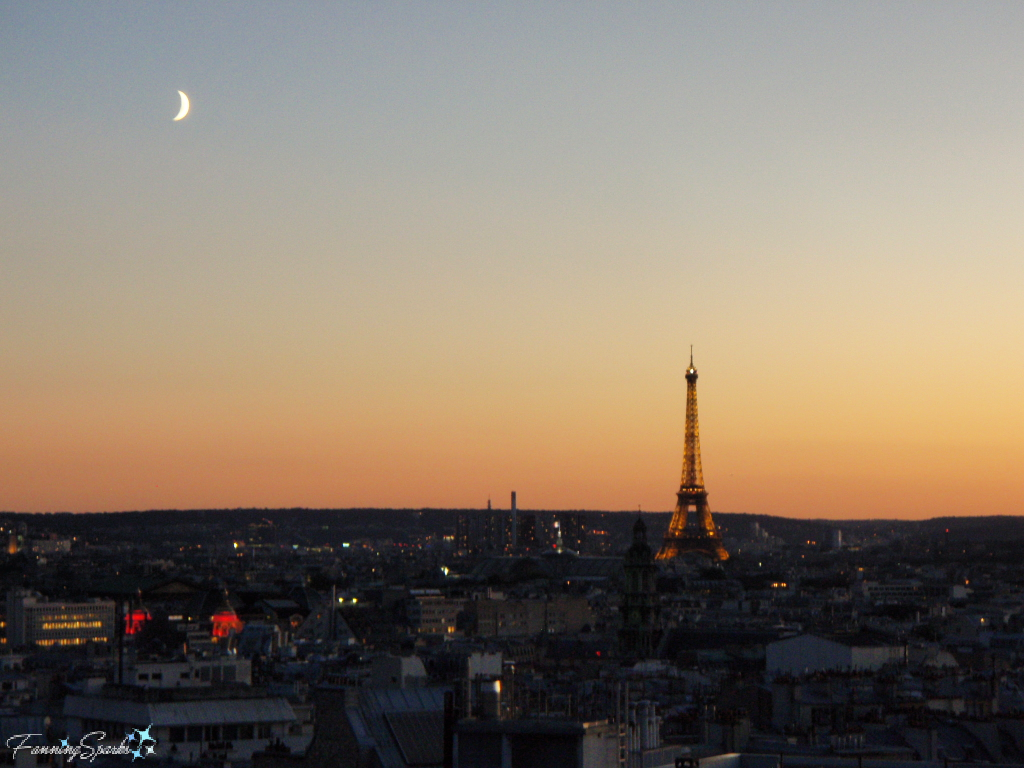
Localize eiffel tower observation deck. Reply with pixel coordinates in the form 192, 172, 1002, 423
656, 351, 729, 562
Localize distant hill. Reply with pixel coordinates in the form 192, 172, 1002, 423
2, 508, 1024, 549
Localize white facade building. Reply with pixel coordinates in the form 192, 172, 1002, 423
6, 589, 115, 647
860, 579, 922, 603
130, 657, 252, 688
766, 634, 906, 676
64, 691, 310, 763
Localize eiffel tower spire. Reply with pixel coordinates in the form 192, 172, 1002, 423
681, 348, 704, 490
657, 351, 729, 561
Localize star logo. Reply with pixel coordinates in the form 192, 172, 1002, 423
127, 724, 157, 759
60, 738, 69, 748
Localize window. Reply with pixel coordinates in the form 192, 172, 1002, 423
257, 725, 271, 740
151, 673, 162, 681
203, 726, 221, 742
186, 726, 202, 743
224, 666, 236, 683
238, 725, 254, 740
223, 725, 238, 741
138, 674, 149, 681
180, 672, 189, 679
169, 728, 184, 743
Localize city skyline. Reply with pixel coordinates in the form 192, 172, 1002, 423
3, 4, 1023, 517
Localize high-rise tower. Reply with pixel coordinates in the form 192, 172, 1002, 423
656, 351, 729, 562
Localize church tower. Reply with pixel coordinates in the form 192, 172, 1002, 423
620, 515, 659, 658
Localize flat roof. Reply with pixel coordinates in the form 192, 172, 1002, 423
64, 695, 296, 726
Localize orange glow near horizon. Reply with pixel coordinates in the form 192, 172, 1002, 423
2, 352, 1023, 518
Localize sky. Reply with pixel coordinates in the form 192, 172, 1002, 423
2, 3, 1023, 517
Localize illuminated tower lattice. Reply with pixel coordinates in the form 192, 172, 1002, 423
656, 351, 729, 562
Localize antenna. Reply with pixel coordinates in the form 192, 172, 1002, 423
689, 345, 694, 367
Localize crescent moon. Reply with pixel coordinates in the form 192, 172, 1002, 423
173, 91, 190, 121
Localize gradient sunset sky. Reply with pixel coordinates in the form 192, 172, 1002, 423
2, 4, 1023, 517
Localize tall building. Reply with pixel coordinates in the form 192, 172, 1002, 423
510, 491, 518, 551
500, 513, 515, 553
554, 512, 585, 552
517, 514, 537, 551
656, 352, 729, 562
620, 516, 659, 659
455, 512, 473, 554
483, 513, 503, 552
6, 589, 116, 647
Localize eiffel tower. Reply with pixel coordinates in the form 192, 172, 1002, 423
656, 350, 729, 562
